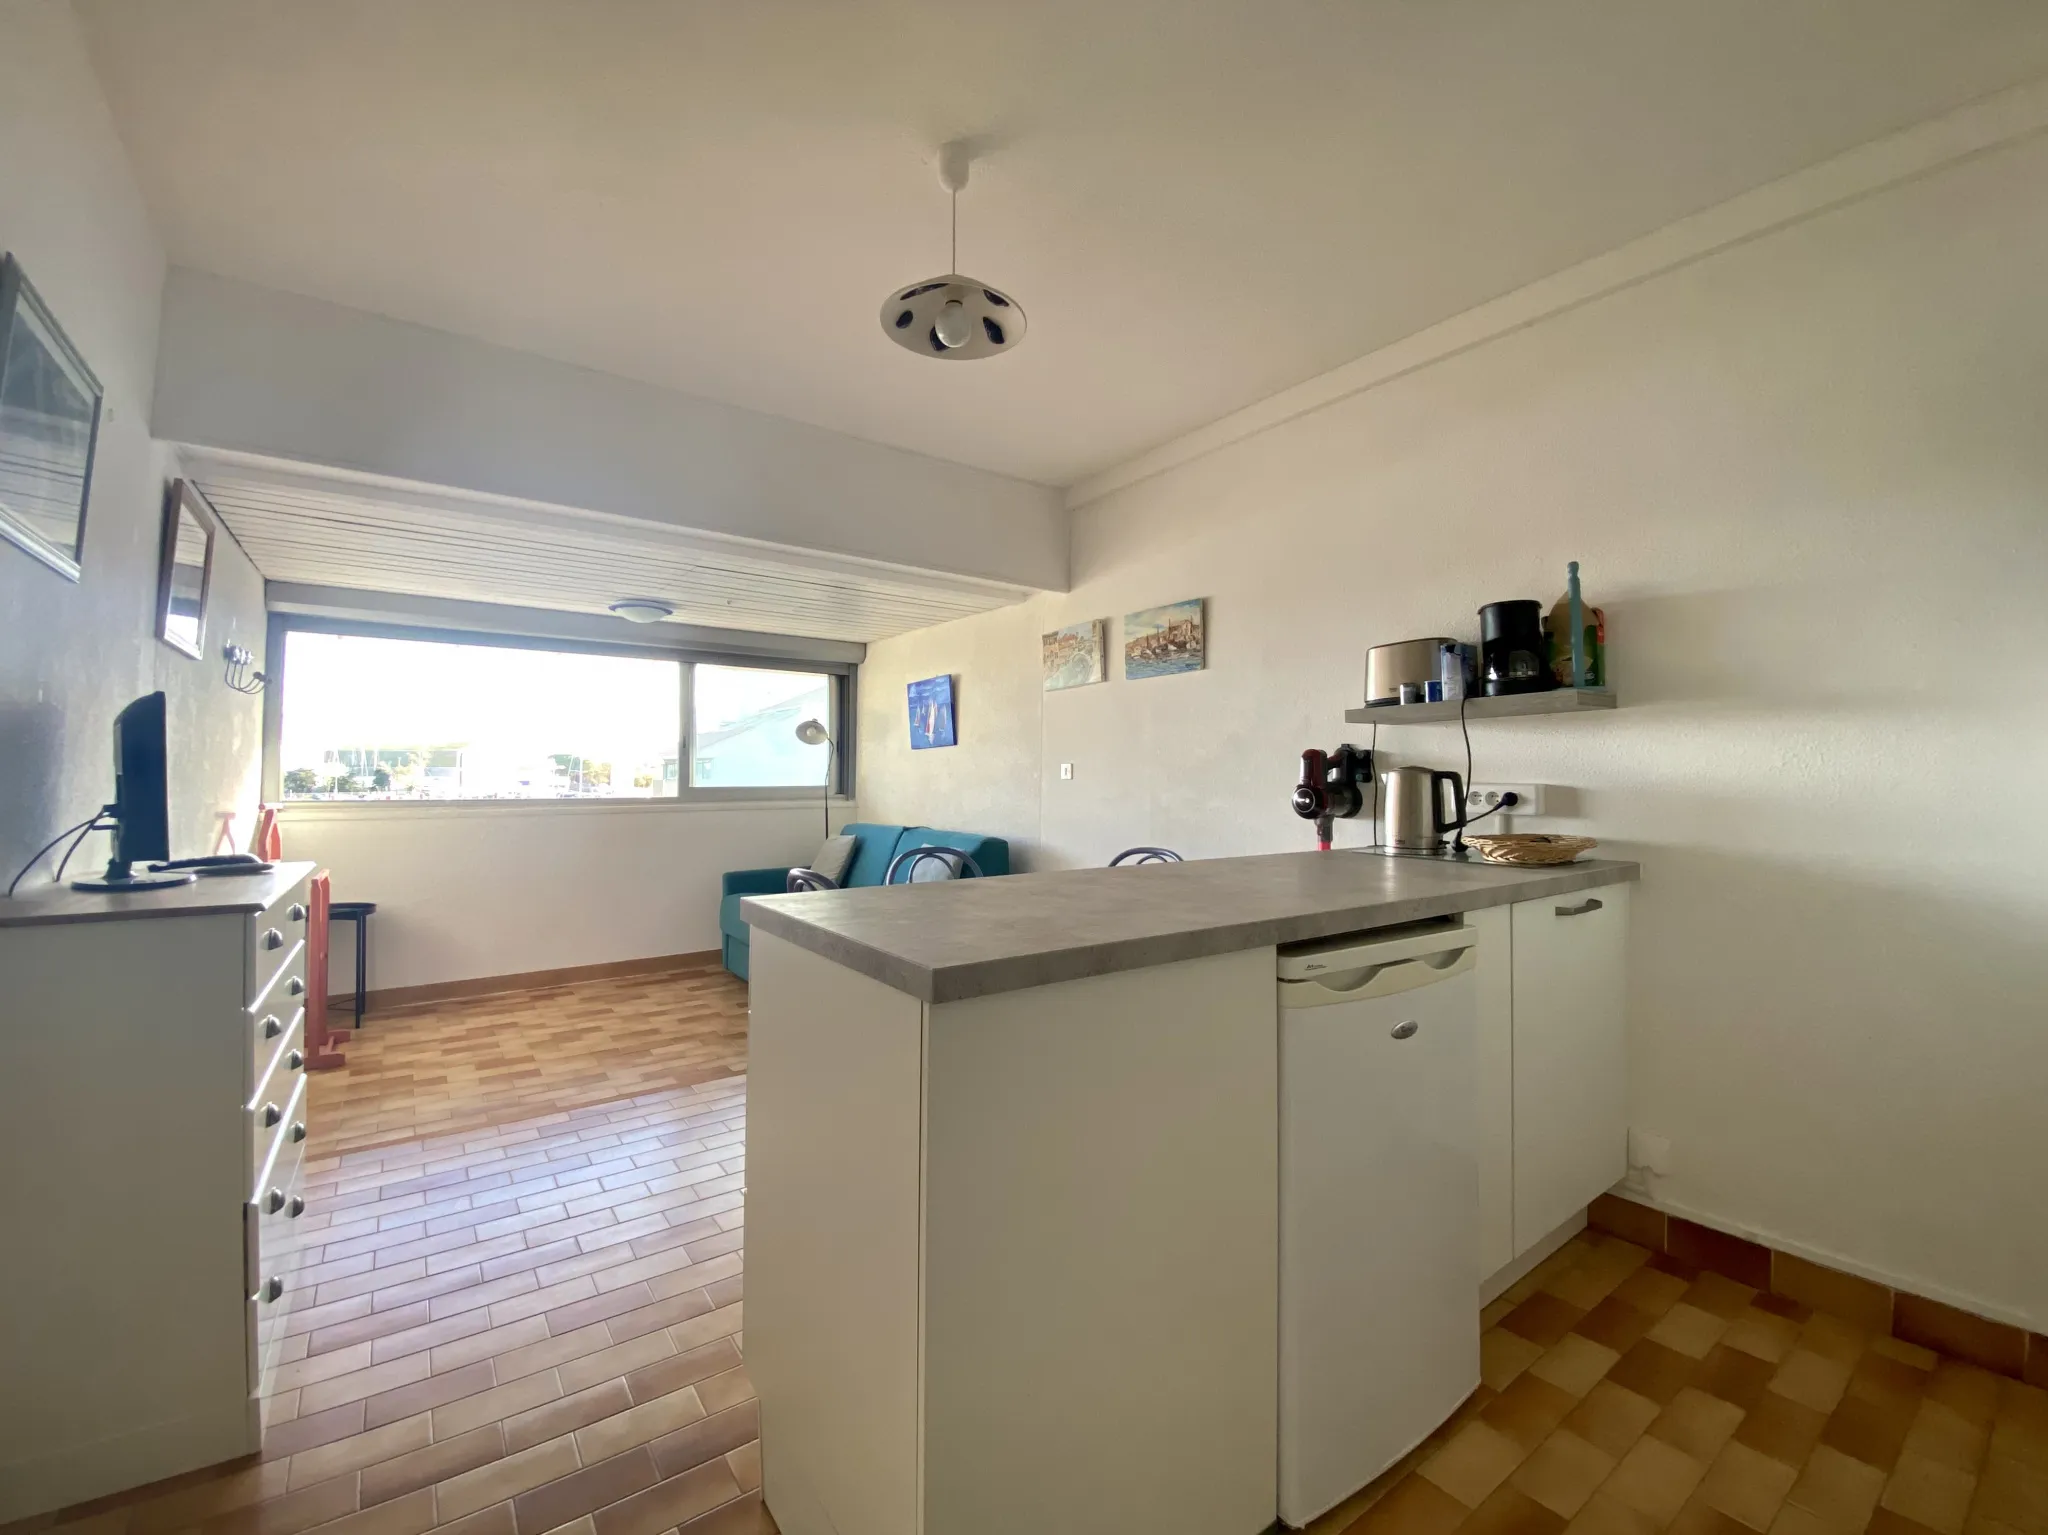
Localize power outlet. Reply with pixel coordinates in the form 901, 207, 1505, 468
1465, 782, 1546, 818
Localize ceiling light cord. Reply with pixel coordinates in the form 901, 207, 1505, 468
950, 189, 958, 274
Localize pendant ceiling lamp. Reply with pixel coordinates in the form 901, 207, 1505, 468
879, 140, 1026, 360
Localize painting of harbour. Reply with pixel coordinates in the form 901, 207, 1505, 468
1123, 599, 1205, 679
1042, 619, 1107, 691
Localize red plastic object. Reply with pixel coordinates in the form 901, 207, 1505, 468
302, 870, 347, 1071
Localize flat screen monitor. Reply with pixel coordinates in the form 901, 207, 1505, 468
70, 691, 192, 890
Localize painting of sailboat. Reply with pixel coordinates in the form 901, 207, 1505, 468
907, 674, 956, 749
1123, 599, 1205, 679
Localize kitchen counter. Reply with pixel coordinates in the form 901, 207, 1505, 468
742, 849, 1637, 1002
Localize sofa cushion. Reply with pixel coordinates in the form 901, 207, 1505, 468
839, 823, 907, 888
808, 834, 858, 885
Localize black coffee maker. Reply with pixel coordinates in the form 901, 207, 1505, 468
1478, 600, 1555, 697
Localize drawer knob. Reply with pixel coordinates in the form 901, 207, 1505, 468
262, 928, 284, 950
262, 1015, 282, 1038
287, 1049, 305, 1072
261, 1103, 282, 1128
287, 976, 305, 996
288, 904, 307, 922
1391, 1019, 1420, 1040
262, 1276, 284, 1304
264, 1188, 285, 1214
290, 1122, 307, 1144
288, 1196, 305, 1218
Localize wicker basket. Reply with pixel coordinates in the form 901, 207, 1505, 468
1464, 833, 1597, 867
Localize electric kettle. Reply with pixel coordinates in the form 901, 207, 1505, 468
1380, 766, 1467, 852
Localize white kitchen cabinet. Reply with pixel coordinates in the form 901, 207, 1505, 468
749, 931, 1278, 1535
1511, 883, 1630, 1251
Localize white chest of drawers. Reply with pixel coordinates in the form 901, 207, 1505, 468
0, 862, 318, 1520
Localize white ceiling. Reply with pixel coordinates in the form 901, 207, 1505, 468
184, 454, 1033, 644
79, 1, 2048, 486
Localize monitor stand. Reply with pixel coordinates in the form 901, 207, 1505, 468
72, 858, 197, 891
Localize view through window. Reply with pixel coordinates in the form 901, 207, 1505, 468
278, 631, 836, 801
280, 632, 682, 800
692, 664, 831, 788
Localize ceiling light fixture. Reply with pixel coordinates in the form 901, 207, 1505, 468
880, 140, 1026, 361
608, 598, 674, 623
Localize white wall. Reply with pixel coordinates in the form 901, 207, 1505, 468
152, 270, 1069, 591
859, 130, 2048, 1329
279, 799, 850, 992
0, 1, 266, 890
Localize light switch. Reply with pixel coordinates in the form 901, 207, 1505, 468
1059, 763, 1074, 780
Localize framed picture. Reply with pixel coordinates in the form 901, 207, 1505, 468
156, 479, 220, 659
1042, 619, 1107, 692
1124, 598, 1206, 678
0, 253, 103, 581
907, 674, 957, 750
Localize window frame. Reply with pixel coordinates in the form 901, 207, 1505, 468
263, 612, 854, 808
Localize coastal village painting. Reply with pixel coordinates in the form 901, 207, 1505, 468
1042, 620, 1107, 691
1124, 599, 1205, 678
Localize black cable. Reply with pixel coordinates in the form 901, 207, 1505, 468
6, 812, 104, 897
1367, 722, 1381, 848
53, 818, 109, 884
1447, 689, 1475, 852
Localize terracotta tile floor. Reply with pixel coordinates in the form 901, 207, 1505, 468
14, 964, 2046, 1535
1307, 1233, 2048, 1535
310, 963, 750, 1158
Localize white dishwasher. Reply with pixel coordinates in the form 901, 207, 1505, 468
1277, 919, 1481, 1528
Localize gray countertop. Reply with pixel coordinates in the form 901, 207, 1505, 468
0, 860, 317, 927
743, 850, 1638, 1002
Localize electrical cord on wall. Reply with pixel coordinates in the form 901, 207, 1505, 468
1452, 691, 1476, 854
5, 811, 111, 898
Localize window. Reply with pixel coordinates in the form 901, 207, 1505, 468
691, 665, 830, 788
273, 624, 843, 803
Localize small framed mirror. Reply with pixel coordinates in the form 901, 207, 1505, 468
0, 252, 104, 581
157, 479, 219, 659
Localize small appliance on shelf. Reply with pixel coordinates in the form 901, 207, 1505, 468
1363, 638, 1455, 707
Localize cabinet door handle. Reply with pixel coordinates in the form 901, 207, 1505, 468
264, 1188, 285, 1214
288, 904, 307, 923
262, 1276, 284, 1303
261, 928, 284, 950
261, 1103, 282, 1128
288, 1196, 305, 1218
287, 1049, 305, 1072
290, 1122, 307, 1144
1555, 897, 1605, 918
287, 977, 305, 996
262, 1015, 282, 1039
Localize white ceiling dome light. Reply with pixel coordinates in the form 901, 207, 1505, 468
880, 140, 1026, 361
608, 597, 674, 623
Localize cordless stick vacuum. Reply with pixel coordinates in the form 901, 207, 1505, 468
1292, 745, 1372, 850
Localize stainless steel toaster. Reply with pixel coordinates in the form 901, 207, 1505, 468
1365, 638, 1455, 706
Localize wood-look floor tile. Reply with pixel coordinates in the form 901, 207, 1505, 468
648, 1402, 761, 1481
433, 1436, 582, 1524
511, 1448, 660, 1535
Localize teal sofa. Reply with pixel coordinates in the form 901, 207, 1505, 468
719, 822, 1011, 981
